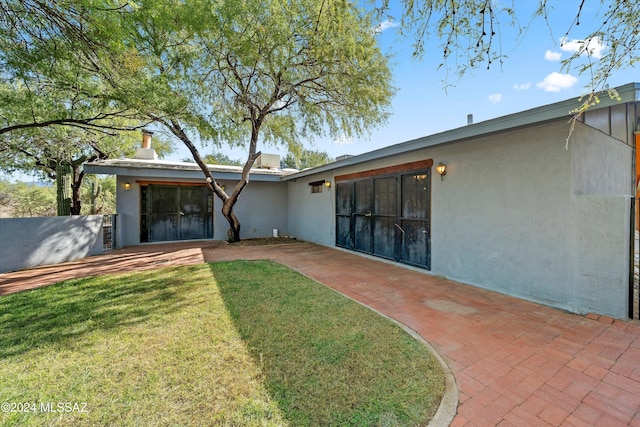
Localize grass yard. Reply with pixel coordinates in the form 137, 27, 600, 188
0, 260, 444, 426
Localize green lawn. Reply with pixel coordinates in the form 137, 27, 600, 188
0, 260, 444, 426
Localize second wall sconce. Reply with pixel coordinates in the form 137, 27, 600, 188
124, 182, 131, 190
435, 163, 447, 180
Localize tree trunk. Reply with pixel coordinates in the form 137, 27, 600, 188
69, 164, 82, 215
220, 178, 250, 242
69, 157, 87, 215
158, 117, 260, 243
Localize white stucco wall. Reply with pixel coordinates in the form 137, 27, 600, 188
116, 176, 288, 246
287, 120, 633, 318
0, 216, 105, 273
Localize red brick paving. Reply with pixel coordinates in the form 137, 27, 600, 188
1, 241, 640, 426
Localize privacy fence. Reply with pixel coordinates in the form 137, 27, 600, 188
0, 214, 116, 274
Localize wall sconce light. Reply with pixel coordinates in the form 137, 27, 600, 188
435, 163, 447, 180
124, 182, 131, 190
324, 181, 331, 188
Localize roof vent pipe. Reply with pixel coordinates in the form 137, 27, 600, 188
467, 114, 474, 125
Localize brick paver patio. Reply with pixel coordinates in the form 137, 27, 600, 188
1, 241, 639, 426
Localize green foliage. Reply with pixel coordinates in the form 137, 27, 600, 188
81, 175, 116, 214
2, 0, 394, 236
281, 148, 333, 170
0, 181, 56, 217
121, 0, 394, 147
120, 0, 394, 240
183, 152, 243, 167
377, 0, 639, 92
0, 125, 172, 214
0, 176, 115, 217
0, 127, 173, 179
0, 0, 150, 134
201, 0, 394, 146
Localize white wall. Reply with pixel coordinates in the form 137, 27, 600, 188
0, 216, 105, 273
287, 120, 633, 318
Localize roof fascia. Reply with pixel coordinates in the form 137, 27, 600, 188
283, 82, 640, 181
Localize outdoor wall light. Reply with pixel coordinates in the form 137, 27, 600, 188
325, 181, 331, 188
124, 182, 131, 190
435, 163, 447, 180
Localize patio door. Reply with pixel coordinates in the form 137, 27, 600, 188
353, 179, 372, 252
140, 184, 213, 242
399, 173, 430, 268
336, 166, 431, 269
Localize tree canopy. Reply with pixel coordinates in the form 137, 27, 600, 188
6, 0, 635, 230
120, 0, 394, 241
0, 0, 149, 135
282, 148, 333, 170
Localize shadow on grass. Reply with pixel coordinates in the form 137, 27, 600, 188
0, 266, 203, 359
212, 260, 444, 427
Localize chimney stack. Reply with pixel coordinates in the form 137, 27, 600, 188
142, 130, 153, 149
135, 129, 158, 160
467, 114, 474, 125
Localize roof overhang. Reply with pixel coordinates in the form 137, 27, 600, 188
283, 82, 640, 181
83, 158, 297, 182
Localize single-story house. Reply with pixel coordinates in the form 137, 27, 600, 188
84, 82, 640, 320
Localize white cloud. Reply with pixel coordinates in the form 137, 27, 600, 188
536, 72, 578, 92
544, 50, 562, 61
560, 36, 606, 59
513, 82, 531, 91
488, 93, 503, 104
373, 20, 399, 34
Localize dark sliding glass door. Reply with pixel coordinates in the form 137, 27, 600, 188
336, 168, 431, 269
140, 184, 213, 242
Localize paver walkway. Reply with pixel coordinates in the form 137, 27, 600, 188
1, 241, 639, 426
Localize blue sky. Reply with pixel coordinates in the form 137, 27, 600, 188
164, 1, 637, 164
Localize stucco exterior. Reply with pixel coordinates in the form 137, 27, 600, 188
114, 175, 289, 247
0, 216, 105, 273
286, 120, 633, 318
83, 83, 639, 319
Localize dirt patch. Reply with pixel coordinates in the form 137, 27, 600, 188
229, 237, 303, 246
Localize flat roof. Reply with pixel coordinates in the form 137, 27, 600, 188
84, 158, 298, 182
283, 82, 640, 181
